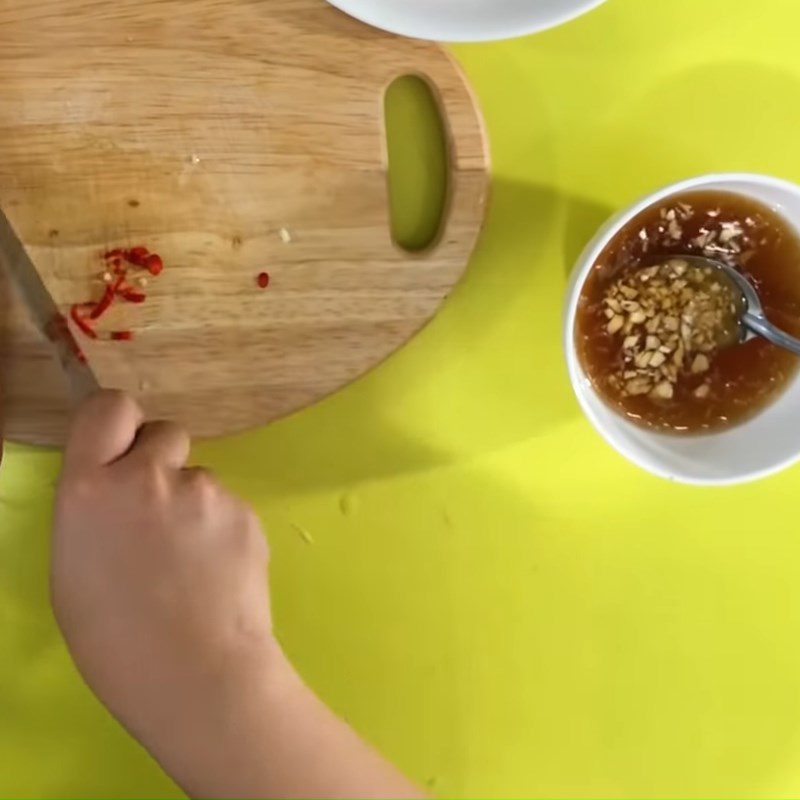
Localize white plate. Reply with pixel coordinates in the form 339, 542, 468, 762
327, 0, 607, 42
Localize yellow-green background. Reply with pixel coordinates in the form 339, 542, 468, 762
4, 0, 800, 796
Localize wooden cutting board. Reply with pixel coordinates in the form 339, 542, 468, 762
0, 0, 489, 446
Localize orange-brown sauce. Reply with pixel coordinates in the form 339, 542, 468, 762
576, 190, 800, 432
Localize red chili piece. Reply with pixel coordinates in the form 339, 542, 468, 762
257, 271, 270, 289
143, 254, 163, 276
90, 285, 115, 319
120, 290, 146, 303
70, 304, 98, 339
71, 245, 165, 341
126, 246, 149, 267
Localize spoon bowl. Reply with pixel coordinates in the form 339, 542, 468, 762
678, 255, 800, 356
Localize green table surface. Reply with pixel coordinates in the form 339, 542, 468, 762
4, 0, 800, 797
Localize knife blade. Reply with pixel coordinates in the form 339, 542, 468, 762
0, 206, 99, 402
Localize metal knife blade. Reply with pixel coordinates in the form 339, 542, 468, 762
0, 206, 99, 402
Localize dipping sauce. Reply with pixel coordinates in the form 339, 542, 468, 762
576, 190, 800, 433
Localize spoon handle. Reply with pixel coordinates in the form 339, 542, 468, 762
744, 313, 800, 356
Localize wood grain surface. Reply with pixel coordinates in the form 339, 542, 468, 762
0, 0, 489, 446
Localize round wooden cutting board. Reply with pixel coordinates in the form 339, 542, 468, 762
0, 0, 489, 446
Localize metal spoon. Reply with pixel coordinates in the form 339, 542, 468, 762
679, 255, 800, 356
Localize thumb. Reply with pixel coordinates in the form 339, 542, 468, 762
63, 391, 144, 472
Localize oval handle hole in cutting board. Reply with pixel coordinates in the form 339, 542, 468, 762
384, 75, 448, 252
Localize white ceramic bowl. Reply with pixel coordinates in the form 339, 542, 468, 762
565, 173, 800, 486
326, 0, 606, 43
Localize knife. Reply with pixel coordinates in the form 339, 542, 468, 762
0, 206, 100, 402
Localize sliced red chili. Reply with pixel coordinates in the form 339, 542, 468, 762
120, 290, 146, 303
90, 285, 115, 319
143, 254, 163, 276
76, 245, 164, 343
126, 246, 150, 267
70, 304, 98, 339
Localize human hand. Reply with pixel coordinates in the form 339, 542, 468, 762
51, 391, 275, 787
52, 390, 422, 799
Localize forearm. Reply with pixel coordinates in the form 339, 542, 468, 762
146, 640, 423, 800
53, 393, 418, 800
